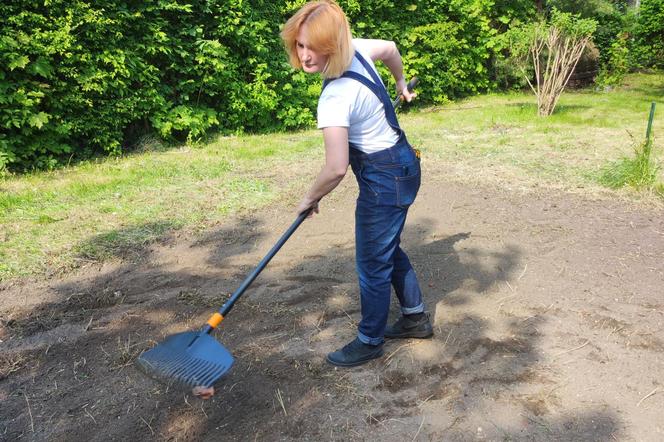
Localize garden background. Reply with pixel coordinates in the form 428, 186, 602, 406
2, 0, 662, 171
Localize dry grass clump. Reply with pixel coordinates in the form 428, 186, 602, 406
0, 353, 26, 380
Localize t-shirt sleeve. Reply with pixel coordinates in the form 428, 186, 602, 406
317, 86, 351, 129
352, 38, 370, 56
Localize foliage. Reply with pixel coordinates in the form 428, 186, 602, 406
0, 0, 315, 170
629, 0, 664, 69
546, 0, 620, 17
5, 0, 660, 170
503, 9, 597, 115
0, 0, 550, 171
542, 1, 633, 88
335, 1, 499, 101
546, 0, 663, 72
400, 16, 494, 102
545, 1, 628, 54
595, 32, 630, 88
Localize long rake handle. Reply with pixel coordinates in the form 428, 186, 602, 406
203, 208, 312, 334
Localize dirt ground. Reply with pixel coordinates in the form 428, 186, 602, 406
1, 165, 663, 441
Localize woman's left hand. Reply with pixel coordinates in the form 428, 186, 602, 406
192, 386, 215, 399
400, 86, 417, 103
396, 79, 417, 103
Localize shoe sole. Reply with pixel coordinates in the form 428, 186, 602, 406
325, 349, 384, 367
384, 330, 434, 339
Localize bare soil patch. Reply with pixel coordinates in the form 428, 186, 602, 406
2, 165, 663, 441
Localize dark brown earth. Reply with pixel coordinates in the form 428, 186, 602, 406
2, 168, 663, 441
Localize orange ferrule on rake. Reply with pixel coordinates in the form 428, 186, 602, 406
207, 312, 224, 329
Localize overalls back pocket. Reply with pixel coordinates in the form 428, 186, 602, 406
365, 155, 421, 208
395, 159, 421, 207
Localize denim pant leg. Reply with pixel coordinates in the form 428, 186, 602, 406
355, 201, 408, 345
391, 246, 425, 315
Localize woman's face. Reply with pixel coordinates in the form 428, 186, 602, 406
296, 24, 328, 74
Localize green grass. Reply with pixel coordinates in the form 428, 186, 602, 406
1, 71, 662, 282
598, 137, 662, 193
407, 72, 663, 188
0, 132, 321, 280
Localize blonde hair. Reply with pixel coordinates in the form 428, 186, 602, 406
281, 1, 353, 79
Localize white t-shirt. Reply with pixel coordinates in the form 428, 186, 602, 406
317, 39, 399, 154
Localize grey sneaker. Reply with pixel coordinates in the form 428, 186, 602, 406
326, 338, 384, 367
384, 313, 433, 339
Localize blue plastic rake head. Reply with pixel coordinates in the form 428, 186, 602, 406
137, 331, 234, 388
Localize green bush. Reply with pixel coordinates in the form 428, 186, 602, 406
595, 32, 630, 87
0, 0, 545, 171
545, 1, 627, 61
630, 0, 664, 69
546, 0, 663, 72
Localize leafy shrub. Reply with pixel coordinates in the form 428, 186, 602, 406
0, 0, 569, 170
595, 33, 629, 88
502, 9, 597, 115
629, 0, 664, 69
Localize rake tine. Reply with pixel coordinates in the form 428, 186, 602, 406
200, 368, 221, 387
168, 356, 194, 375
182, 361, 209, 379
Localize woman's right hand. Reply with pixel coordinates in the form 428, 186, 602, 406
297, 197, 319, 217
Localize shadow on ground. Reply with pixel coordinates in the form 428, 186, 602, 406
0, 213, 623, 441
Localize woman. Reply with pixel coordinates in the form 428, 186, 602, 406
193, 0, 429, 399
281, 0, 433, 367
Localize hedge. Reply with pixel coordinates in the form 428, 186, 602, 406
0, 0, 541, 171
629, 0, 664, 69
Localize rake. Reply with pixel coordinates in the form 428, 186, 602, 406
137, 77, 419, 389
137, 208, 311, 388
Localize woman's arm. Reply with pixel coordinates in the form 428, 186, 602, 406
363, 39, 416, 102
296, 126, 349, 215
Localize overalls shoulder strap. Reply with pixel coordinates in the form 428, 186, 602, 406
322, 51, 402, 137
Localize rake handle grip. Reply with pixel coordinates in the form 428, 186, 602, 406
203, 207, 313, 334
392, 77, 419, 109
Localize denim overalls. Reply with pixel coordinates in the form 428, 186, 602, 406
322, 51, 425, 345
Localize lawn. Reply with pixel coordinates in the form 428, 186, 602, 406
1, 71, 662, 281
